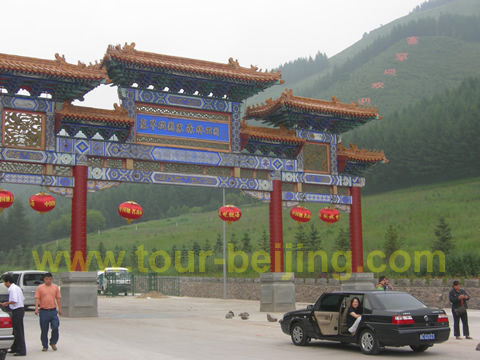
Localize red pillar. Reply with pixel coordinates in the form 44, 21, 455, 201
349, 186, 364, 273
269, 177, 283, 272
71, 165, 87, 271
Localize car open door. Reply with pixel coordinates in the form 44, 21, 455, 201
314, 293, 343, 336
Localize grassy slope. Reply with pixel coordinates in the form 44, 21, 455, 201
249, 0, 480, 109
42, 177, 480, 260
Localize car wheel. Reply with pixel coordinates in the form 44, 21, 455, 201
290, 322, 310, 346
359, 329, 380, 355
410, 345, 429, 352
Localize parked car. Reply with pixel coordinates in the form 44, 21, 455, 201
0, 306, 14, 360
279, 290, 450, 355
0, 271, 48, 308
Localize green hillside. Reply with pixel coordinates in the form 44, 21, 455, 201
250, 0, 480, 113
11, 177, 478, 278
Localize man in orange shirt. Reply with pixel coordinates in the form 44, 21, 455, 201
34, 273, 61, 352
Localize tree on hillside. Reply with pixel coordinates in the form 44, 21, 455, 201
383, 224, 402, 260
214, 234, 222, 254
3, 201, 31, 252
307, 224, 321, 252
203, 239, 212, 252
241, 231, 253, 253
229, 233, 239, 250
87, 210, 106, 233
181, 244, 189, 266
47, 213, 71, 240
432, 216, 455, 254
258, 229, 269, 252
333, 228, 350, 252
294, 225, 307, 250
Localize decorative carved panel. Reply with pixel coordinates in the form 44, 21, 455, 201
2, 110, 44, 149
134, 160, 162, 172
205, 166, 230, 177
304, 143, 329, 173
0, 161, 44, 174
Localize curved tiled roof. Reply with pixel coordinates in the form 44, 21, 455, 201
337, 143, 388, 163
240, 119, 305, 143
247, 89, 381, 119
0, 53, 106, 80
56, 102, 132, 124
103, 42, 283, 84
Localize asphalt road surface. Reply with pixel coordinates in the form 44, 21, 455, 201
14, 296, 480, 359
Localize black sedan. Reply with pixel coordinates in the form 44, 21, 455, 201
279, 290, 450, 355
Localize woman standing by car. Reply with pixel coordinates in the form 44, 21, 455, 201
449, 280, 472, 340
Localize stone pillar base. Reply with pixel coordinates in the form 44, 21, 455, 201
340, 272, 375, 291
259, 272, 295, 312
60, 272, 98, 317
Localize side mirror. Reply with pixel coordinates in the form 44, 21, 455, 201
307, 305, 314, 310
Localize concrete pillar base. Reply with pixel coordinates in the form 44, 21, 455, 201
60, 272, 98, 317
259, 272, 295, 312
340, 272, 375, 291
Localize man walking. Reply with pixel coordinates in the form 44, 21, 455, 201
1, 274, 26, 356
34, 273, 61, 352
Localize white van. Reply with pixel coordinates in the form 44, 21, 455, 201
0, 270, 48, 308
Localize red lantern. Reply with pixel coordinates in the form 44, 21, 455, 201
218, 205, 241, 225
319, 207, 340, 225
0, 188, 14, 213
118, 201, 143, 224
29, 192, 56, 214
290, 206, 311, 224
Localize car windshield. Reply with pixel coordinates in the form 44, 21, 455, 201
374, 293, 427, 310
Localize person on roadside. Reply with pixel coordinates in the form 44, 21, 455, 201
384, 277, 394, 290
1, 274, 26, 356
347, 297, 362, 334
34, 273, 61, 351
449, 280, 472, 340
376, 275, 387, 290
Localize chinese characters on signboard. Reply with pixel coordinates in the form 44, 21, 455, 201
396, 53, 408, 61
136, 114, 229, 143
372, 82, 384, 89
357, 97, 371, 105
384, 69, 396, 76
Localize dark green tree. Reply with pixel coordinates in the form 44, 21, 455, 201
432, 216, 455, 254
333, 228, 350, 252
4, 201, 31, 252
181, 244, 189, 266
258, 229, 269, 252
383, 224, 401, 259
214, 234, 223, 254
87, 210, 106, 234
307, 224, 321, 252
241, 231, 253, 253
203, 239, 212, 252
294, 225, 307, 250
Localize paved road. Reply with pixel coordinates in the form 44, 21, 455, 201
13, 296, 480, 359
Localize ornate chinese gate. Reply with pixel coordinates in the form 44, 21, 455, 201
0, 43, 387, 313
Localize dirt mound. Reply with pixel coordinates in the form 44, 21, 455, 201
136, 291, 168, 299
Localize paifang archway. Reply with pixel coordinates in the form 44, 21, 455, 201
0, 43, 387, 310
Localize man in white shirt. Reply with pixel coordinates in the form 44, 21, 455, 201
1, 274, 26, 356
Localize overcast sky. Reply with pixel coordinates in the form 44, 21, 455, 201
2, 0, 426, 108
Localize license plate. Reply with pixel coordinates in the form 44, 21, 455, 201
420, 333, 435, 340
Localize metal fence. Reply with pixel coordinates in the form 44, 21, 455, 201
131, 275, 180, 296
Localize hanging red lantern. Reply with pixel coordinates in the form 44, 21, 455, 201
0, 188, 14, 213
218, 205, 241, 225
319, 207, 340, 225
118, 201, 143, 224
290, 205, 311, 224
29, 192, 56, 214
